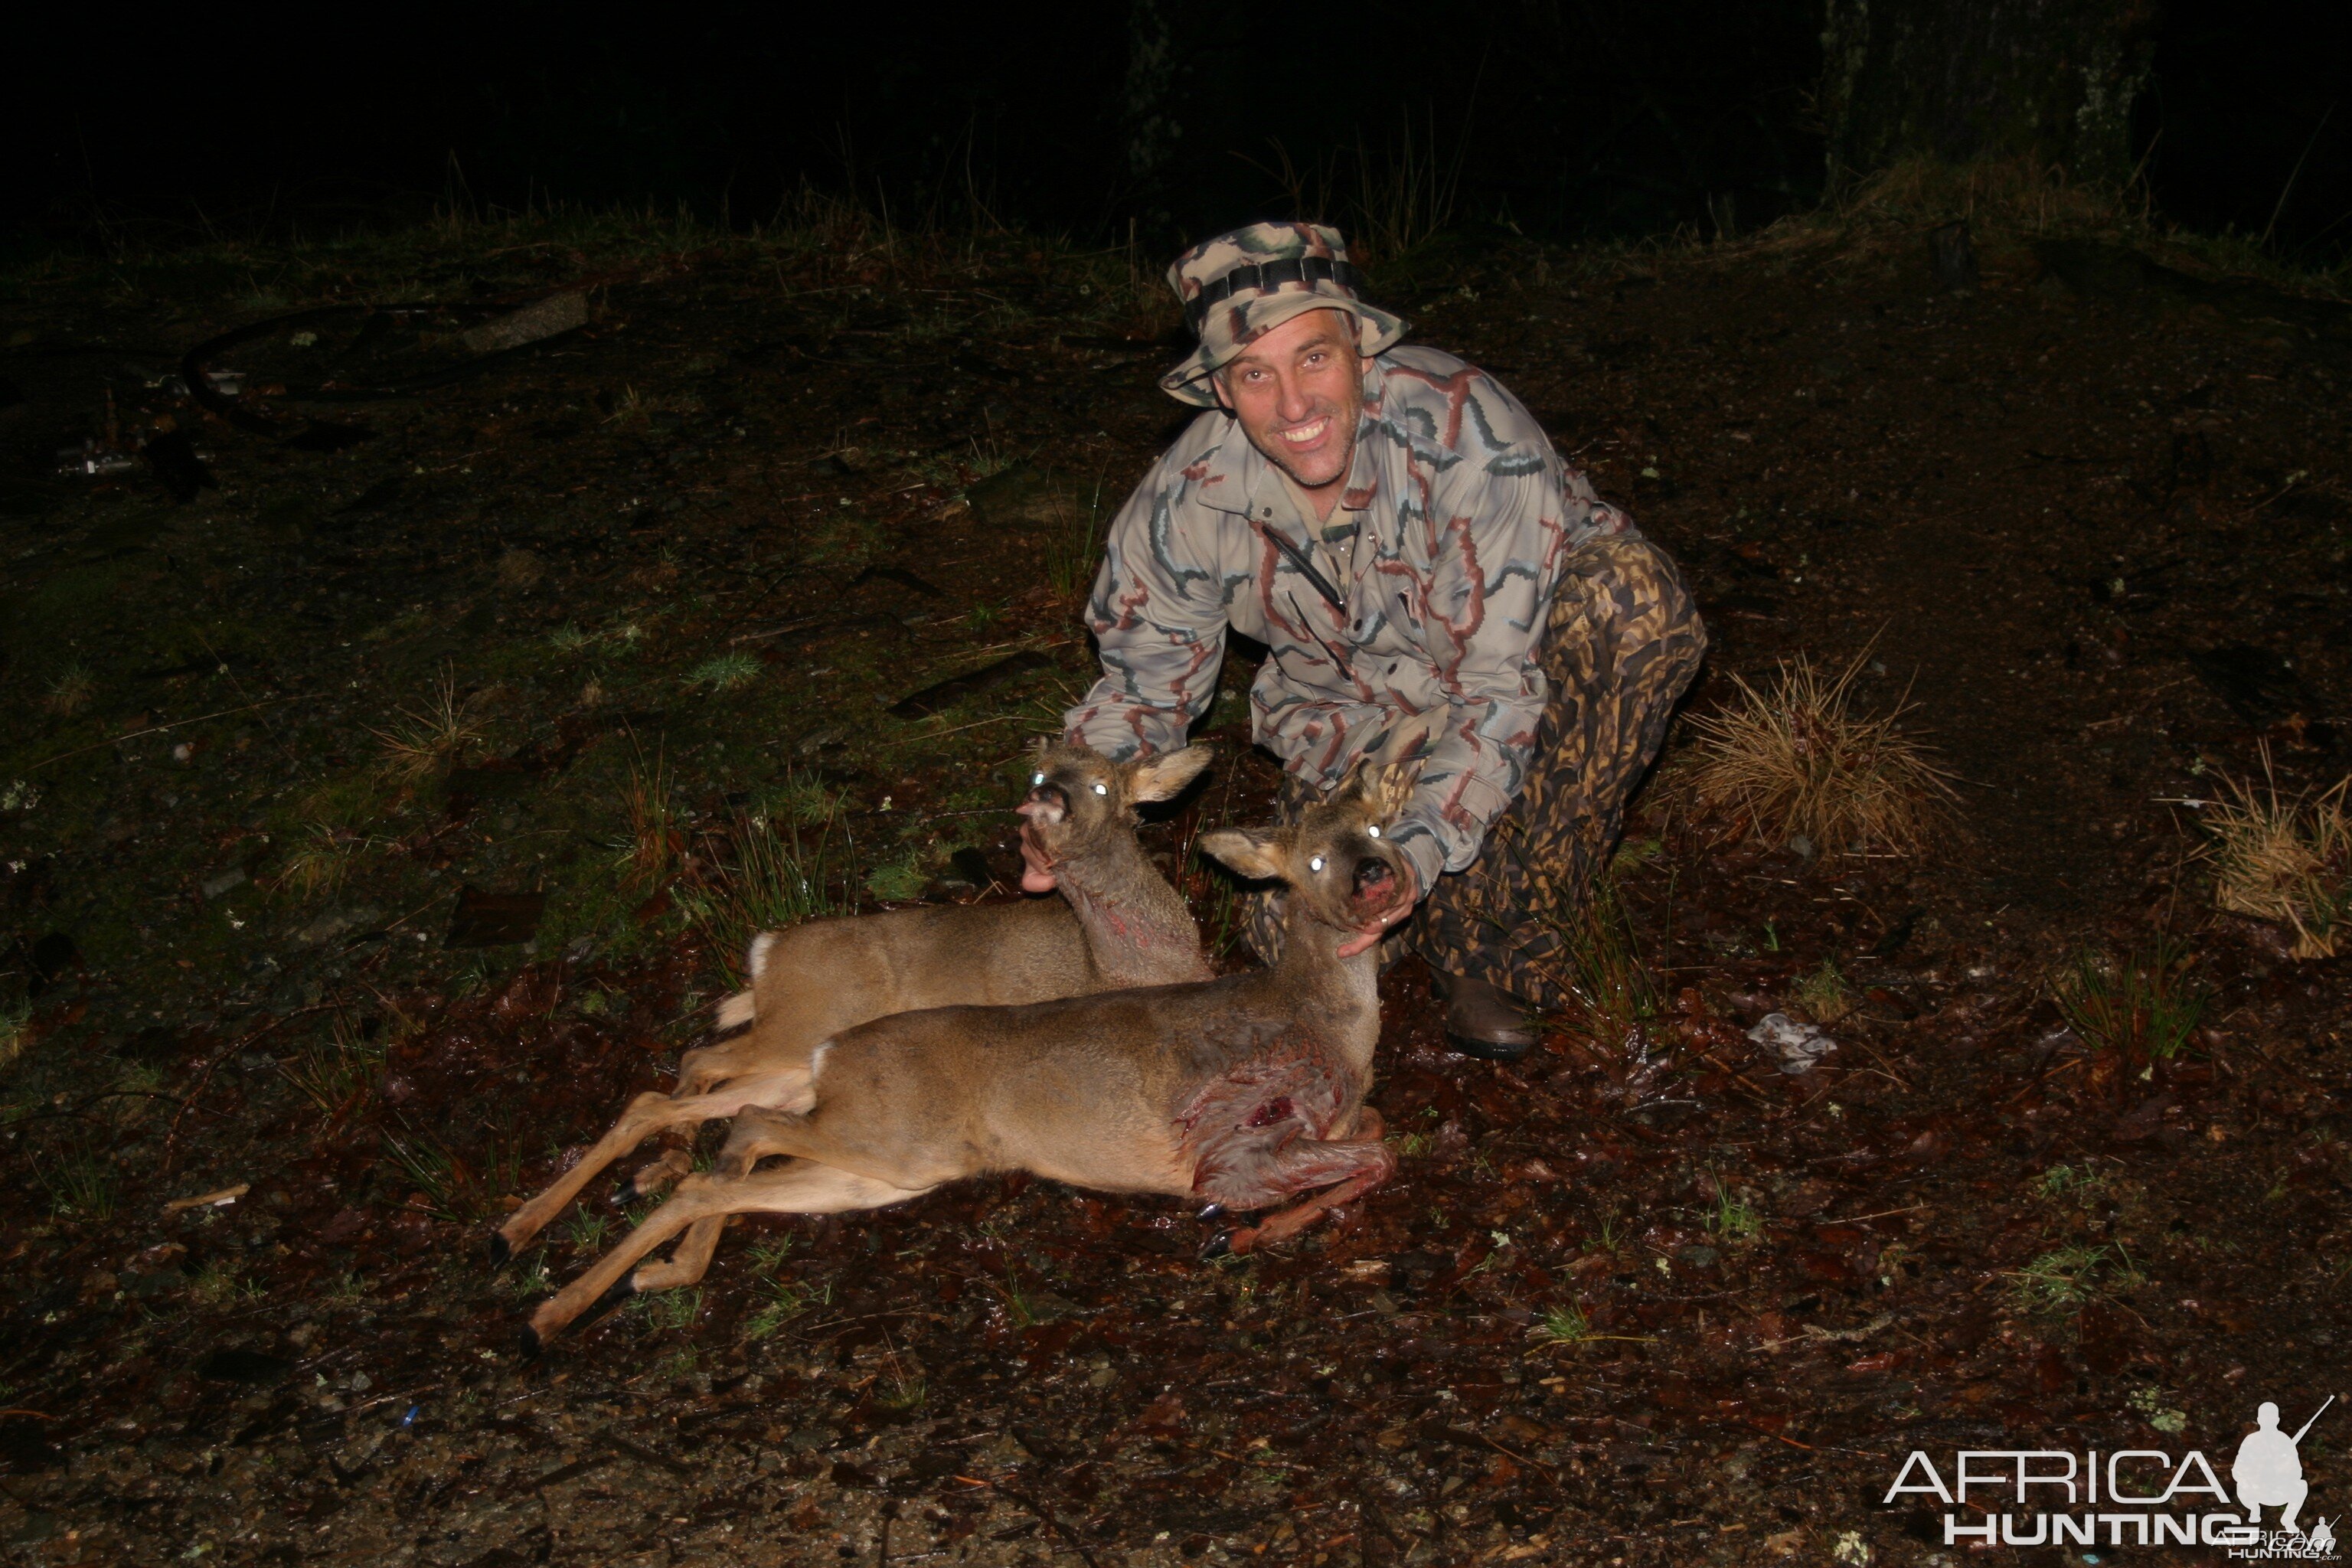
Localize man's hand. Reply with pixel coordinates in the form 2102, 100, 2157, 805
1337, 858, 1421, 959
1016, 816, 1057, 893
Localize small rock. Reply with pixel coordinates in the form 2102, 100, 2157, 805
459, 292, 588, 354
201, 867, 247, 899
296, 910, 354, 946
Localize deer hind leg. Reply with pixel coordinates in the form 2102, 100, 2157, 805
524, 1163, 932, 1352
491, 1067, 813, 1263
672, 1033, 772, 1097
628, 1214, 729, 1293
618, 1145, 694, 1204
629, 1103, 812, 1294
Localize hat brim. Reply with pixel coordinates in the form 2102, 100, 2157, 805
1159, 296, 1408, 407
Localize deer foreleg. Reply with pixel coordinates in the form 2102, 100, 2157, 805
1204, 1134, 1396, 1256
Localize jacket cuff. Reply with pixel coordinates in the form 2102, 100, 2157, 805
1387, 814, 1449, 899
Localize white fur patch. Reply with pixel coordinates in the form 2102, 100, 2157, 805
808, 1040, 833, 1087
746, 932, 777, 980
714, 991, 756, 1031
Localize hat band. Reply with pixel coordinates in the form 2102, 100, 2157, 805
1185, 256, 1366, 334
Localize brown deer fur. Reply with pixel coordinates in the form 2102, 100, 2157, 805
492, 743, 1213, 1271
524, 760, 1416, 1350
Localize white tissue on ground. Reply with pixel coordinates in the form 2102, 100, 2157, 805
1748, 1011, 1839, 1074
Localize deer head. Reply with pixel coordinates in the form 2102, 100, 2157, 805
1016, 742, 1214, 891
1195, 758, 1420, 933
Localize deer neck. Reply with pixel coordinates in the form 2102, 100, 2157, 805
1269, 903, 1383, 1068
1055, 832, 1206, 985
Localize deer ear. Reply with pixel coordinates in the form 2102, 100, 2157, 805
1197, 827, 1289, 883
1370, 758, 1423, 817
1127, 744, 1214, 803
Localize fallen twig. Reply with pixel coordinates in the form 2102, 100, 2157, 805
30, 695, 312, 772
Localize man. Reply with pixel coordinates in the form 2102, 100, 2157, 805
1061, 221, 1706, 1060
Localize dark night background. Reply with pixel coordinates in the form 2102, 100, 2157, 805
5, 0, 2347, 263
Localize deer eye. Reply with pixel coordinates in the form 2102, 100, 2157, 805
1309, 855, 1326, 873
1092, 782, 1109, 796
1032, 772, 1046, 786
1366, 824, 1381, 838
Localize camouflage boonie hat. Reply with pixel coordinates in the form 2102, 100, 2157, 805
1159, 221, 1407, 407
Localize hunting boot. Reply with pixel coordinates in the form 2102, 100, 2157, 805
1433, 972, 1537, 1061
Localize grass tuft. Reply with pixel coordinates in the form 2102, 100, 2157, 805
33, 1135, 116, 1221
0, 998, 31, 1075
2202, 763, 2350, 959
642, 1287, 703, 1333
283, 1012, 385, 1129
706, 802, 851, 978
2007, 1244, 2117, 1314
1680, 652, 1957, 858
1793, 959, 1856, 1024
1041, 477, 1109, 602
685, 652, 764, 693
2054, 939, 2207, 1064
1551, 871, 1659, 1056
620, 749, 682, 890
44, 665, 96, 717
279, 825, 361, 899
371, 667, 487, 782
1707, 1183, 1763, 1242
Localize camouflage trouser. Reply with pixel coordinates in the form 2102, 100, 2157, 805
1243, 532, 1707, 1010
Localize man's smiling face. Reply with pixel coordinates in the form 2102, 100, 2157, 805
1213, 307, 1370, 501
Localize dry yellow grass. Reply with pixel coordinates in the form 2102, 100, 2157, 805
2203, 763, 2350, 959
280, 825, 359, 899
371, 668, 487, 782
44, 665, 97, 717
1680, 653, 1957, 858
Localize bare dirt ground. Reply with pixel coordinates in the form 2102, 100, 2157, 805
1, 214, 2348, 1566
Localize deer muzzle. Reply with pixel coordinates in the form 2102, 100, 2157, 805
1018, 783, 1069, 826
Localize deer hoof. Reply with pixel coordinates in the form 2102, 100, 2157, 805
486, 1232, 512, 1269
607, 1171, 639, 1208
1199, 1232, 1232, 1261
1197, 1203, 1227, 1223
577, 1274, 639, 1332
515, 1325, 545, 1361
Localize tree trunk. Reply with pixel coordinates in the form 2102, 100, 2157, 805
1820, 0, 2159, 185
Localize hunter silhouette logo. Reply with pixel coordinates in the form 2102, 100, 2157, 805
2232, 1397, 2334, 1553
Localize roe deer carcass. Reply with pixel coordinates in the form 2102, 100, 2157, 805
523, 760, 1416, 1350
491, 743, 1214, 1273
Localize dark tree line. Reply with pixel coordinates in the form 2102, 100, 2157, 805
4, 0, 2346, 263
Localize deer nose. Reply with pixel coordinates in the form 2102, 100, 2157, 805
1018, 782, 1069, 824
1354, 859, 1394, 900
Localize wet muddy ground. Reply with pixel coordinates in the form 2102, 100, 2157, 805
2, 216, 2348, 1566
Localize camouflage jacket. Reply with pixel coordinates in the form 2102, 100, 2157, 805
1064, 345, 1635, 893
